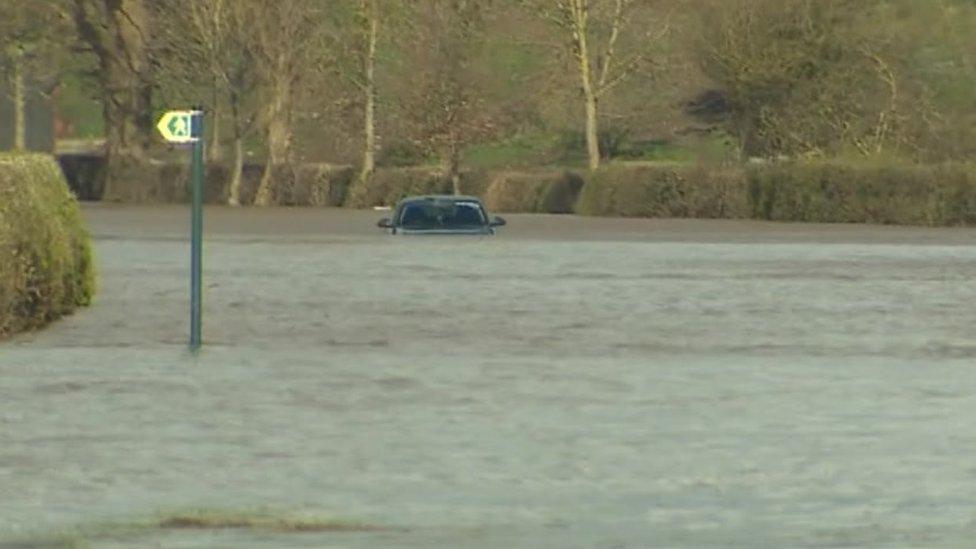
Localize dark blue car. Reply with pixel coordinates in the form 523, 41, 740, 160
377, 195, 507, 235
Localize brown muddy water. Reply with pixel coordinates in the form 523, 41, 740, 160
2, 204, 976, 548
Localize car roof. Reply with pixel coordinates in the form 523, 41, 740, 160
396, 195, 484, 206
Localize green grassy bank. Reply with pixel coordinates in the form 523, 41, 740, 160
0, 154, 95, 338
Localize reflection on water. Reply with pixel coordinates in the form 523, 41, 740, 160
2, 233, 976, 547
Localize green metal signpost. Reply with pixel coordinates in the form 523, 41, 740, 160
157, 109, 205, 351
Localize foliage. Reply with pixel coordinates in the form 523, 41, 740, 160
344, 166, 499, 208
393, 0, 500, 188
9, 0, 976, 200
698, 0, 974, 161
0, 0, 69, 80
50, 150, 976, 227
265, 164, 357, 207
746, 161, 976, 225
345, 166, 454, 208
482, 170, 585, 213
0, 153, 94, 338
520, 0, 671, 169
576, 160, 976, 226
577, 162, 750, 218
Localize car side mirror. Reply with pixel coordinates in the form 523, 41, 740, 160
489, 216, 507, 227
377, 218, 393, 229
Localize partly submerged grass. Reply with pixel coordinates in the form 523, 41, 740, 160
0, 532, 105, 548
155, 509, 386, 533
2, 508, 391, 548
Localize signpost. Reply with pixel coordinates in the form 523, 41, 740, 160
157, 109, 205, 352
156, 111, 198, 144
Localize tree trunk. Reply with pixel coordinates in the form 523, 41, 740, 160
571, 4, 601, 170
228, 136, 244, 206
209, 111, 222, 162
227, 89, 245, 205
359, 5, 378, 184
255, 128, 280, 207
209, 83, 222, 162
117, 0, 154, 154
100, 56, 146, 200
445, 142, 461, 195
255, 69, 292, 207
207, 99, 224, 164
135, 74, 154, 152
451, 172, 461, 196
101, 61, 141, 159
12, 57, 26, 152
72, 0, 154, 198
583, 90, 600, 171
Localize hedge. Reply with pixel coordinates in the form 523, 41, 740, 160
482, 170, 585, 213
746, 162, 976, 225
253, 164, 355, 207
343, 167, 491, 208
576, 162, 976, 226
54, 153, 976, 226
57, 154, 353, 206
576, 163, 750, 219
0, 154, 95, 338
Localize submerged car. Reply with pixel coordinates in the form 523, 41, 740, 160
376, 195, 506, 235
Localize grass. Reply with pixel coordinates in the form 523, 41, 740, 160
155, 509, 386, 533
464, 133, 563, 169
1, 508, 392, 548
463, 131, 728, 170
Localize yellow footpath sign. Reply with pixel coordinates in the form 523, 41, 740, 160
156, 110, 199, 143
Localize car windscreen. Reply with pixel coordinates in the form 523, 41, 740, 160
398, 201, 487, 229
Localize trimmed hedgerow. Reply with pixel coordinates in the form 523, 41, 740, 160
0, 154, 95, 338
577, 163, 750, 219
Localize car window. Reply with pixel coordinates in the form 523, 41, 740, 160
450, 203, 486, 225
399, 204, 436, 228
398, 202, 486, 229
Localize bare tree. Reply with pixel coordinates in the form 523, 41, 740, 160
328, 0, 422, 201
356, 0, 380, 184
699, 0, 926, 159
71, 0, 154, 174
155, 0, 258, 205
523, 0, 668, 170
156, 0, 228, 162
242, 0, 330, 207
398, 0, 497, 194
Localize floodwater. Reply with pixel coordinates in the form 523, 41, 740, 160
3, 205, 976, 548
